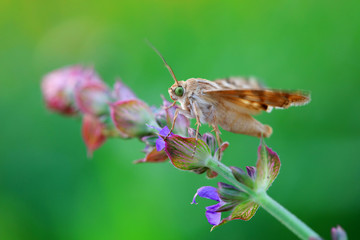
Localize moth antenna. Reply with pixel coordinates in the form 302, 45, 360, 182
146, 40, 179, 85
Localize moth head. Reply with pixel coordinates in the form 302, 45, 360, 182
168, 81, 186, 101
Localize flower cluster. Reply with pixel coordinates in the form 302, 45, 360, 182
42, 65, 347, 238
41, 65, 190, 159
189, 142, 280, 229
40, 65, 298, 229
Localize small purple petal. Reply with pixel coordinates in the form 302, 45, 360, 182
156, 138, 165, 151
192, 186, 220, 204
206, 202, 222, 212
159, 126, 171, 137
154, 126, 173, 152
205, 206, 222, 226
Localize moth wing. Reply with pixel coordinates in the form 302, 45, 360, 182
198, 92, 265, 116
214, 76, 265, 90
203, 89, 310, 112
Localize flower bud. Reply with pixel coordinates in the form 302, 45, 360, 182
41, 65, 102, 115
75, 81, 110, 116
217, 182, 249, 202
230, 166, 255, 189
331, 225, 347, 240
192, 183, 258, 230
112, 80, 137, 101
164, 134, 211, 171
110, 99, 157, 138
163, 131, 229, 178
246, 166, 257, 179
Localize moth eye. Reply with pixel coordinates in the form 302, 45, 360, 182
174, 86, 184, 97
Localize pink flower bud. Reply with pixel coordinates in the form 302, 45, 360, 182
41, 65, 103, 115
75, 81, 110, 116
112, 80, 137, 101
110, 100, 157, 138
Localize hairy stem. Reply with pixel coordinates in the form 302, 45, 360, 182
207, 158, 321, 240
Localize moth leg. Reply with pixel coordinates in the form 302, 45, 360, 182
165, 108, 179, 139
212, 125, 222, 148
212, 124, 223, 160
192, 103, 201, 158
163, 101, 176, 110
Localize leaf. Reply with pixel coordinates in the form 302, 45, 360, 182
82, 114, 107, 157
134, 148, 168, 163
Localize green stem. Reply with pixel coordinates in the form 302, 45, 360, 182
207, 158, 321, 240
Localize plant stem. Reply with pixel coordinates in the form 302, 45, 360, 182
207, 158, 321, 240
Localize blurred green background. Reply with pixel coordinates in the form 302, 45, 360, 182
1, 0, 359, 239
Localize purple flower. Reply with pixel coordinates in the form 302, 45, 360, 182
134, 126, 172, 164
145, 125, 173, 152
192, 186, 223, 226
156, 126, 173, 151
192, 183, 259, 230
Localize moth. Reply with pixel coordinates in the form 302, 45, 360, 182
150, 44, 310, 153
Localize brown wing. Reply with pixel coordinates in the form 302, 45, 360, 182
204, 89, 311, 110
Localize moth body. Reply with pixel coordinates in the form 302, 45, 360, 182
168, 77, 284, 138
148, 43, 310, 154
